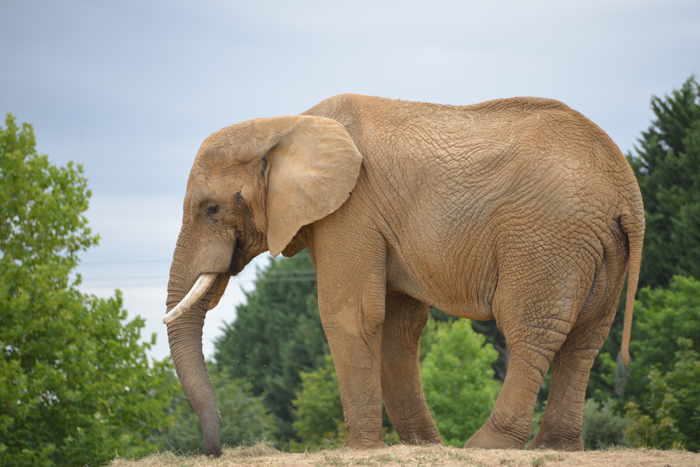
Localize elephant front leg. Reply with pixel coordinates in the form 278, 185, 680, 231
323, 318, 385, 448
314, 230, 388, 449
381, 293, 441, 444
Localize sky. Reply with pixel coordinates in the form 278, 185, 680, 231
2, 0, 699, 360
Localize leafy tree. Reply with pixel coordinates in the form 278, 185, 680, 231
213, 250, 327, 442
627, 276, 700, 380
471, 320, 507, 381
0, 114, 177, 466
431, 309, 507, 381
290, 355, 345, 451
629, 76, 700, 289
625, 338, 699, 451
592, 276, 700, 404
151, 369, 276, 454
421, 319, 501, 446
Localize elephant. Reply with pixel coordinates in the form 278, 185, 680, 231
163, 93, 644, 456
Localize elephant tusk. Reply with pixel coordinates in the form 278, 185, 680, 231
163, 273, 218, 325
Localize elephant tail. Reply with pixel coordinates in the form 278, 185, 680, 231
618, 210, 645, 367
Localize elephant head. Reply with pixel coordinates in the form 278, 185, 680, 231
164, 115, 363, 455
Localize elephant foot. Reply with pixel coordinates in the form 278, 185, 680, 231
529, 431, 583, 451
394, 419, 442, 446
465, 420, 526, 449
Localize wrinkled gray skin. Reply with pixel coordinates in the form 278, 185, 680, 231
165, 94, 644, 456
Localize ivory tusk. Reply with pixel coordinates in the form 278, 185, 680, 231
163, 273, 218, 325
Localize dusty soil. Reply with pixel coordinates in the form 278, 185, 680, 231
111, 443, 700, 466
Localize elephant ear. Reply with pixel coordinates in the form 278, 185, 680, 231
263, 116, 363, 256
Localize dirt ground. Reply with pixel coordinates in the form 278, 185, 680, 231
112, 443, 700, 466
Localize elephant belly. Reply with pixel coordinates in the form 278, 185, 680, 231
386, 245, 495, 321
439, 301, 495, 321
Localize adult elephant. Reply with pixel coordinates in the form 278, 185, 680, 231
164, 94, 644, 456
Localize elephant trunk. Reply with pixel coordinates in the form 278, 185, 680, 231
165, 230, 226, 456
166, 304, 221, 456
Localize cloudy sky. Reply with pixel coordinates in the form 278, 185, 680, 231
2, 1, 699, 359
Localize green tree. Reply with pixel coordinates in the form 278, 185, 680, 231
290, 354, 345, 451
430, 309, 507, 381
629, 76, 700, 289
592, 276, 700, 404
0, 114, 178, 466
152, 369, 276, 454
213, 250, 326, 442
625, 338, 700, 451
627, 276, 700, 383
422, 319, 501, 446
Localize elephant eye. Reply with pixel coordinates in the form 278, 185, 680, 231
206, 205, 219, 216
234, 192, 243, 205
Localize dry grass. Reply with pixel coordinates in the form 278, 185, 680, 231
111, 443, 700, 466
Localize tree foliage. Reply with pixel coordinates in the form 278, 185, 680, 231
213, 250, 327, 442
627, 276, 700, 384
290, 355, 345, 451
630, 76, 700, 289
625, 338, 699, 451
421, 319, 501, 446
431, 309, 507, 381
592, 276, 700, 403
0, 114, 177, 466
620, 276, 699, 451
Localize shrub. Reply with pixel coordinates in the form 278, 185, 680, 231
582, 399, 629, 449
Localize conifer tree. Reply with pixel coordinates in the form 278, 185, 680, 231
630, 76, 700, 288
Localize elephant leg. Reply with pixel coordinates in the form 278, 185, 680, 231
532, 256, 626, 450
313, 223, 387, 449
466, 261, 592, 449
529, 313, 616, 450
381, 294, 441, 444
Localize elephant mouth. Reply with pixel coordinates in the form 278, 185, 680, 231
228, 231, 247, 276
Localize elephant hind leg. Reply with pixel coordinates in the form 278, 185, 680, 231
529, 314, 617, 451
466, 259, 593, 449
381, 293, 441, 444
532, 253, 627, 450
